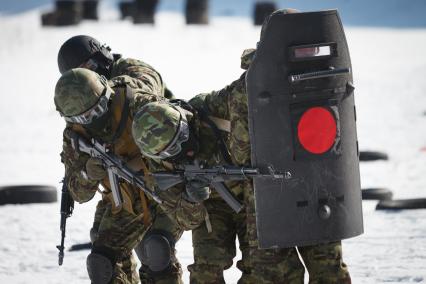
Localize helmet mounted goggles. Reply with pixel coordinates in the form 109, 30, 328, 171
63, 76, 112, 125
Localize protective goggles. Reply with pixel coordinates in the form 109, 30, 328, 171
142, 106, 190, 160
64, 79, 112, 125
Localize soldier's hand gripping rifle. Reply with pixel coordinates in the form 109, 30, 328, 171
68, 130, 163, 207
57, 178, 74, 266
151, 162, 283, 213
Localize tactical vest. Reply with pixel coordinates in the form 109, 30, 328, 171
71, 83, 151, 224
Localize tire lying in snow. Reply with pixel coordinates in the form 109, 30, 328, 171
0, 185, 57, 205
359, 151, 389, 161
376, 198, 426, 210
362, 188, 393, 201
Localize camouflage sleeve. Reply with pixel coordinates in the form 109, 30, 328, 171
108, 74, 166, 114
111, 57, 165, 97
61, 129, 99, 203
157, 187, 207, 231
147, 160, 206, 231
189, 89, 229, 119
227, 73, 251, 166
190, 74, 250, 166
130, 89, 165, 112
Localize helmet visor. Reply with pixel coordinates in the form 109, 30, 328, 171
64, 85, 112, 125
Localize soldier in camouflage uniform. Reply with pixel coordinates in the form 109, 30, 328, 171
232, 49, 351, 284
131, 47, 351, 283
56, 35, 181, 283
54, 68, 206, 284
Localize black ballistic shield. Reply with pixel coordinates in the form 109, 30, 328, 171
246, 10, 363, 248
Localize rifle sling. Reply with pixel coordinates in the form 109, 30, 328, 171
110, 85, 132, 144
199, 102, 233, 165
138, 160, 152, 227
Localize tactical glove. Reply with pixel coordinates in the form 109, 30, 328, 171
86, 157, 106, 181
184, 178, 211, 203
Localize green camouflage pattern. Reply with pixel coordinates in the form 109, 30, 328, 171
54, 68, 108, 116
298, 241, 351, 284
240, 49, 256, 71
132, 101, 182, 156
58, 67, 204, 283
184, 77, 248, 282
111, 57, 166, 98
185, 50, 351, 283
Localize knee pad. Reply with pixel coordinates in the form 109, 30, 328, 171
135, 230, 174, 272
86, 252, 114, 284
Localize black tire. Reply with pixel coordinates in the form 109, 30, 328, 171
362, 188, 393, 201
376, 198, 426, 210
69, 242, 92, 251
359, 151, 389, 161
0, 185, 57, 205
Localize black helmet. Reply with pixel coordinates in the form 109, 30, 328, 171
57, 35, 114, 76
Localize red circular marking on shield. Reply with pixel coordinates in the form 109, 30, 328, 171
297, 107, 337, 154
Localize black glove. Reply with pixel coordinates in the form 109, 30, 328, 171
184, 178, 211, 203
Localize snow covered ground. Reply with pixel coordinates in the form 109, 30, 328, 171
0, 1, 426, 283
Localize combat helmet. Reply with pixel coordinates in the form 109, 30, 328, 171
57, 35, 114, 76
54, 68, 113, 124
132, 101, 190, 159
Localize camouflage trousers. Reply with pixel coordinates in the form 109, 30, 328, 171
92, 199, 184, 284
188, 197, 250, 284
189, 185, 351, 284
187, 197, 304, 284
245, 182, 351, 284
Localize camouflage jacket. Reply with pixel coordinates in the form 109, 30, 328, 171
62, 56, 163, 204
186, 49, 255, 199
111, 56, 172, 99
60, 75, 204, 230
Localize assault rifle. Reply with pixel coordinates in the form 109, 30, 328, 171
68, 131, 283, 214
152, 162, 284, 213
68, 130, 163, 207
57, 178, 74, 266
